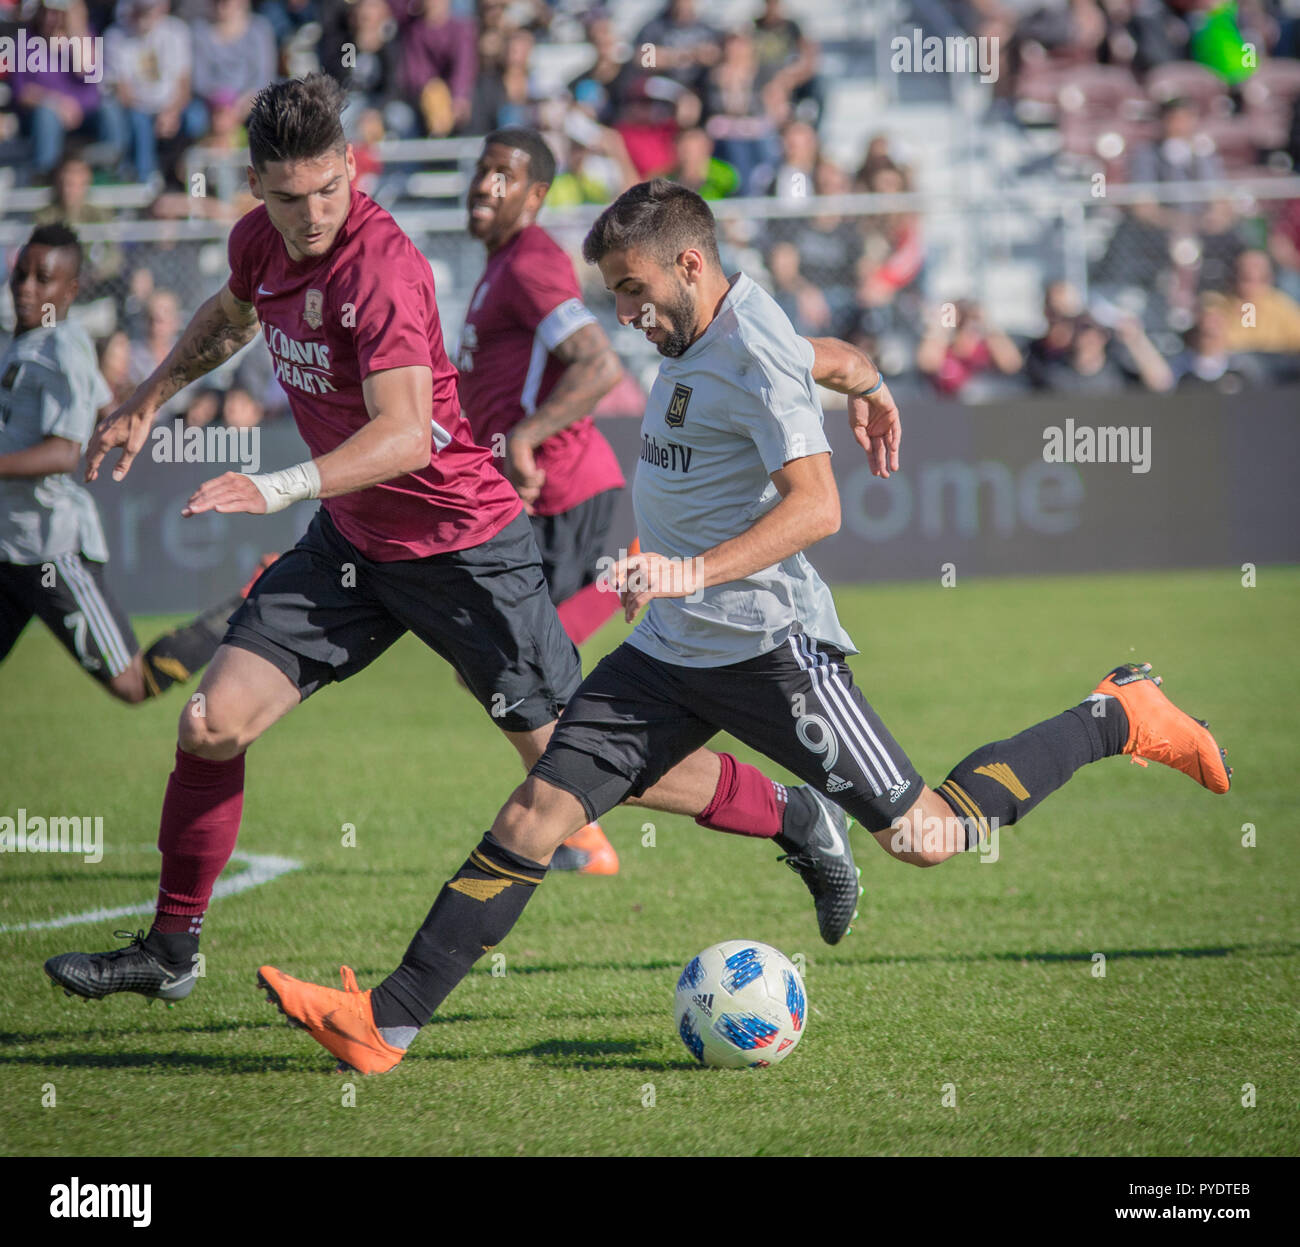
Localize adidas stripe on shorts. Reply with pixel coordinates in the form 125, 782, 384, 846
0, 554, 138, 682
531, 632, 923, 831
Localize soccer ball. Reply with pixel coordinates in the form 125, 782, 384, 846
674, 939, 807, 1068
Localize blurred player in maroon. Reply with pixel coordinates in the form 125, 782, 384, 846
460, 127, 630, 872
44, 76, 861, 1006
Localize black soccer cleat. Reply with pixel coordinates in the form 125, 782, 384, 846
780, 788, 862, 946
45, 929, 198, 1002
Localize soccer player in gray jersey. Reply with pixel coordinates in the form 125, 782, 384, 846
258, 181, 1231, 1075
0, 224, 259, 702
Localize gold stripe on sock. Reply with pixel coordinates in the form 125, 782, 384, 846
140, 661, 163, 699
448, 877, 511, 902
974, 762, 1030, 801
469, 849, 540, 886
939, 781, 990, 844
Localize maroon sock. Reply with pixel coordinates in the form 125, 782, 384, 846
695, 752, 787, 839
556, 581, 621, 647
151, 747, 245, 936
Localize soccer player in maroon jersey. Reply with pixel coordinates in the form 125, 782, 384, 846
459, 126, 629, 873
43, 75, 861, 1006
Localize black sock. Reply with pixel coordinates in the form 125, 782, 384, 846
141, 593, 242, 695
935, 697, 1129, 845
370, 832, 547, 1033
143, 928, 199, 970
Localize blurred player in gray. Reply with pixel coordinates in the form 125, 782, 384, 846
0, 224, 260, 700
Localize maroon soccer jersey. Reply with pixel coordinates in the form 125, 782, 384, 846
456, 224, 625, 516
226, 189, 522, 561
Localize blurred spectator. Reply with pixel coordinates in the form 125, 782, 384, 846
258, 0, 319, 46
701, 28, 782, 194
167, 87, 258, 216
666, 127, 739, 199
103, 0, 196, 186
1130, 99, 1223, 189
614, 75, 698, 179
399, 0, 477, 136
547, 109, 637, 206
33, 154, 109, 228
319, 0, 406, 138
96, 330, 136, 408
474, 0, 511, 77
348, 107, 388, 198
783, 160, 861, 335
568, 7, 639, 127
1014, 0, 1111, 63
752, 0, 821, 126
187, 0, 278, 137
1023, 279, 1085, 388
916, 300, 1023, 398
33, 154, 126, 292
764, 118, 818, 199
128, 289, 187, 418
1267, 195, 1300, 303
1129, 99, 1227, 243
11, 0, 124, 180
1171, 301, 1268, 391
469, 27, 536, 133
1026, 311, 1173, 394
767, 239, 833, 335
1203, 249, 1300, 354
854, 133, 908, 190
634, 0, 721, 98
856, 163, 924, 310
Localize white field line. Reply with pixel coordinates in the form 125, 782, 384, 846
0, 850, 302, 933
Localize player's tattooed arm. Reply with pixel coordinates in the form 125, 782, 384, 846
158, 284, 261, 400
804, 336, 901, 479
86, 282, 260, 482
504, 323, 621, 510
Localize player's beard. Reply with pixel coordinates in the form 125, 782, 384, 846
654, 283, 700, 358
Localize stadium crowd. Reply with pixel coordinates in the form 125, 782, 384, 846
3, 0, 1300, 417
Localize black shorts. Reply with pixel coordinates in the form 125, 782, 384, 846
532, 633, 923, 833
224, 507, 582, 732
0, 553, 139, 683
528, 487, 622, 605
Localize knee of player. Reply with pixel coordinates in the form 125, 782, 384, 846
492, 776, 585, 854
176, 699, 251, 758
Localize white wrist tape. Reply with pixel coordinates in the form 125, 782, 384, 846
245, 461, 321, 514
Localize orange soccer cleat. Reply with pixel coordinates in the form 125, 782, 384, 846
549, 822, 620, 875
257, 964, 406, 1075
240, 552, 281, 599
1092, 662, 1231, 794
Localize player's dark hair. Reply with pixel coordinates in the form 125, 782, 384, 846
25, 221, 83, 276
247, 73, 348, 171
483, 127, 557, 188
582, 178, 721, 271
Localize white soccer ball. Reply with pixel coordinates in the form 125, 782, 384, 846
674, 939, 807, 1069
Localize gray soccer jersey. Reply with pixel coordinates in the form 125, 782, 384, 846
0, 321, 110, 565
627, 272, 855, 667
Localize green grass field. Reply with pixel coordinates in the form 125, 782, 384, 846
1, 568, 1296, 1157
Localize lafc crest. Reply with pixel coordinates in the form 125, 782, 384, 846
303, 288, 324, 330
666, 382, 692, 428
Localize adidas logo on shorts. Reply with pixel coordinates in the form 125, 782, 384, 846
825, 773, 852, 794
